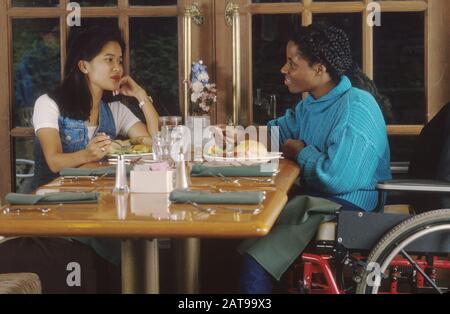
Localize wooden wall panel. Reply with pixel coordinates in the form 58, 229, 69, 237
427, 0, 450, 120
0, 0, 12, 202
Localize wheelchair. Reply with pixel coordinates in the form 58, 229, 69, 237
285, 103, 450, 294
285, 177, 450, 294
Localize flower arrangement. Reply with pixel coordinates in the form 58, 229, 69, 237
190, 60, 217, 116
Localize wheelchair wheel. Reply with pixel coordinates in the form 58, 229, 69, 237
356, 209, 450, 294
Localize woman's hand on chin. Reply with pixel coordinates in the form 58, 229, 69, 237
115, 75, 147, 100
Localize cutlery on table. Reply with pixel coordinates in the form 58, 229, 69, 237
185, 201, 261, 215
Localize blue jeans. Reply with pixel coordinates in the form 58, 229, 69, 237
239, 195, 363, 294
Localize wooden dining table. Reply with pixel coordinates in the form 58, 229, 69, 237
0, 159, 300, 294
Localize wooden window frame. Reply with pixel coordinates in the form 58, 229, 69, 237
0, 0, 182, 201
239, 0, 450, 134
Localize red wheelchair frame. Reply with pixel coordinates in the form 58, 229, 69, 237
285, 208, 450, 294
288, 253, 450, 294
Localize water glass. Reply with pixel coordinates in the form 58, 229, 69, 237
153, 126, 189, 166
153, 132, 170, 163
158, 116, 182, 131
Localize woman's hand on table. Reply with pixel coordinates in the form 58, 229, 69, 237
282, 139, 305, 161
85, 133, 112, 161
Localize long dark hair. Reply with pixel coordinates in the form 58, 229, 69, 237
289, 24, 393, 122
49, 26, 126, 120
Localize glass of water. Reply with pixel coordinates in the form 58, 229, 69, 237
152, 132, 170, 163
158, 116, 182, 131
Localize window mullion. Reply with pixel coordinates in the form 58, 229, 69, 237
60, 0, 68, 83
1, 0, 12, 201
302, 0, 312, 26
119, 0, 130, 75
362, 0, 373, 79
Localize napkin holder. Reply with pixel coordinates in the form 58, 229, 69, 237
130, 164, 174, 193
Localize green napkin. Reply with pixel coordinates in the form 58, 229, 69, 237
5, 192, 100, 205
60, 166, 131, 177
191, 164, 277, 177
169, 189, 265, 204
238, 196, 342, 281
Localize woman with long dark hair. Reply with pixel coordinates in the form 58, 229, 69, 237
0, 26, 159, 293
32, 25, 158, 188
238, 24, 392, 293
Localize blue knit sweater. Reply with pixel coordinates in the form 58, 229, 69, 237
268, 76, 391, 211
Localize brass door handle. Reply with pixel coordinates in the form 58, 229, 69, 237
226, 2, 241, 125
183, 3, 204, 122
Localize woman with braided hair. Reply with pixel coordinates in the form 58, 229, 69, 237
238, 24, 392, 293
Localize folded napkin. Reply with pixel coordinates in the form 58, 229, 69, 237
191, 164, 277, 177
169, 189, 265, 205
60, 166, 131, 177
5, 192, 100, 205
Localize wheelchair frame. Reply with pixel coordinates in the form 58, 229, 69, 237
286, 180, 450, 294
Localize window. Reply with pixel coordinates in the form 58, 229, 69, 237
1, 0, 450, 199
0, 0, 180, 197
237, 0, 449, 168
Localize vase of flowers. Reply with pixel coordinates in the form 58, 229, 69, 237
187, 60, 216, 160
189, 60, 216, 117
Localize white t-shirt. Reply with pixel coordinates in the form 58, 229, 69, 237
32, 94, 141, 140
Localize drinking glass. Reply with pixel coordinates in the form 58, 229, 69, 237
158, 116, 182, 131
153, 127, 186, 166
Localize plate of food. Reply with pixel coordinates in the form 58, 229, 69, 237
107, 137, 153, 158
203, 140, 283, 164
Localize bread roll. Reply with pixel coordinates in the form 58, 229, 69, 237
235, 140, 267, 157
131, 144, 151, 154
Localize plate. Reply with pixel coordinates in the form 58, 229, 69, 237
107, 153, 155, 159
203, 152, 283, 165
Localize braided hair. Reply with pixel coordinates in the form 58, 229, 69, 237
289, 24, 393, 122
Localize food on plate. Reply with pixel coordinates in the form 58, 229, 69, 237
108, 140, 129, 154
204, 144, 224, 156
129, 136, 152, 146
204, 139, 268, 157
129, 144, 151, 154
236, 140, 268, 157
108, 139, 152, 155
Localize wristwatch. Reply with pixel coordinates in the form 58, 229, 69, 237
138, 95, 154, 109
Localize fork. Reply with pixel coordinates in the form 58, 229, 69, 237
112, 140, 131, 148
3, 201, 69, 215
186, 201, 261, 215
236, 177, 274, 183
214, 173, 241, 185
130, 156, 143, 166
3, 207, 51, 214
61, 172, 109, 183
215, 173, 273, 184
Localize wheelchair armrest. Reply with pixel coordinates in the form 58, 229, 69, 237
377, 179, 450, 193
390, 162, 410, 174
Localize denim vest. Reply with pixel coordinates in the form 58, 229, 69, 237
33, 101, 121, 266
33, 101, 117, 189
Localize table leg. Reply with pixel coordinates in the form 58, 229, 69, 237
144, 239, 159, 294
121, 239, 139, 294
174, 237, 200, 293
